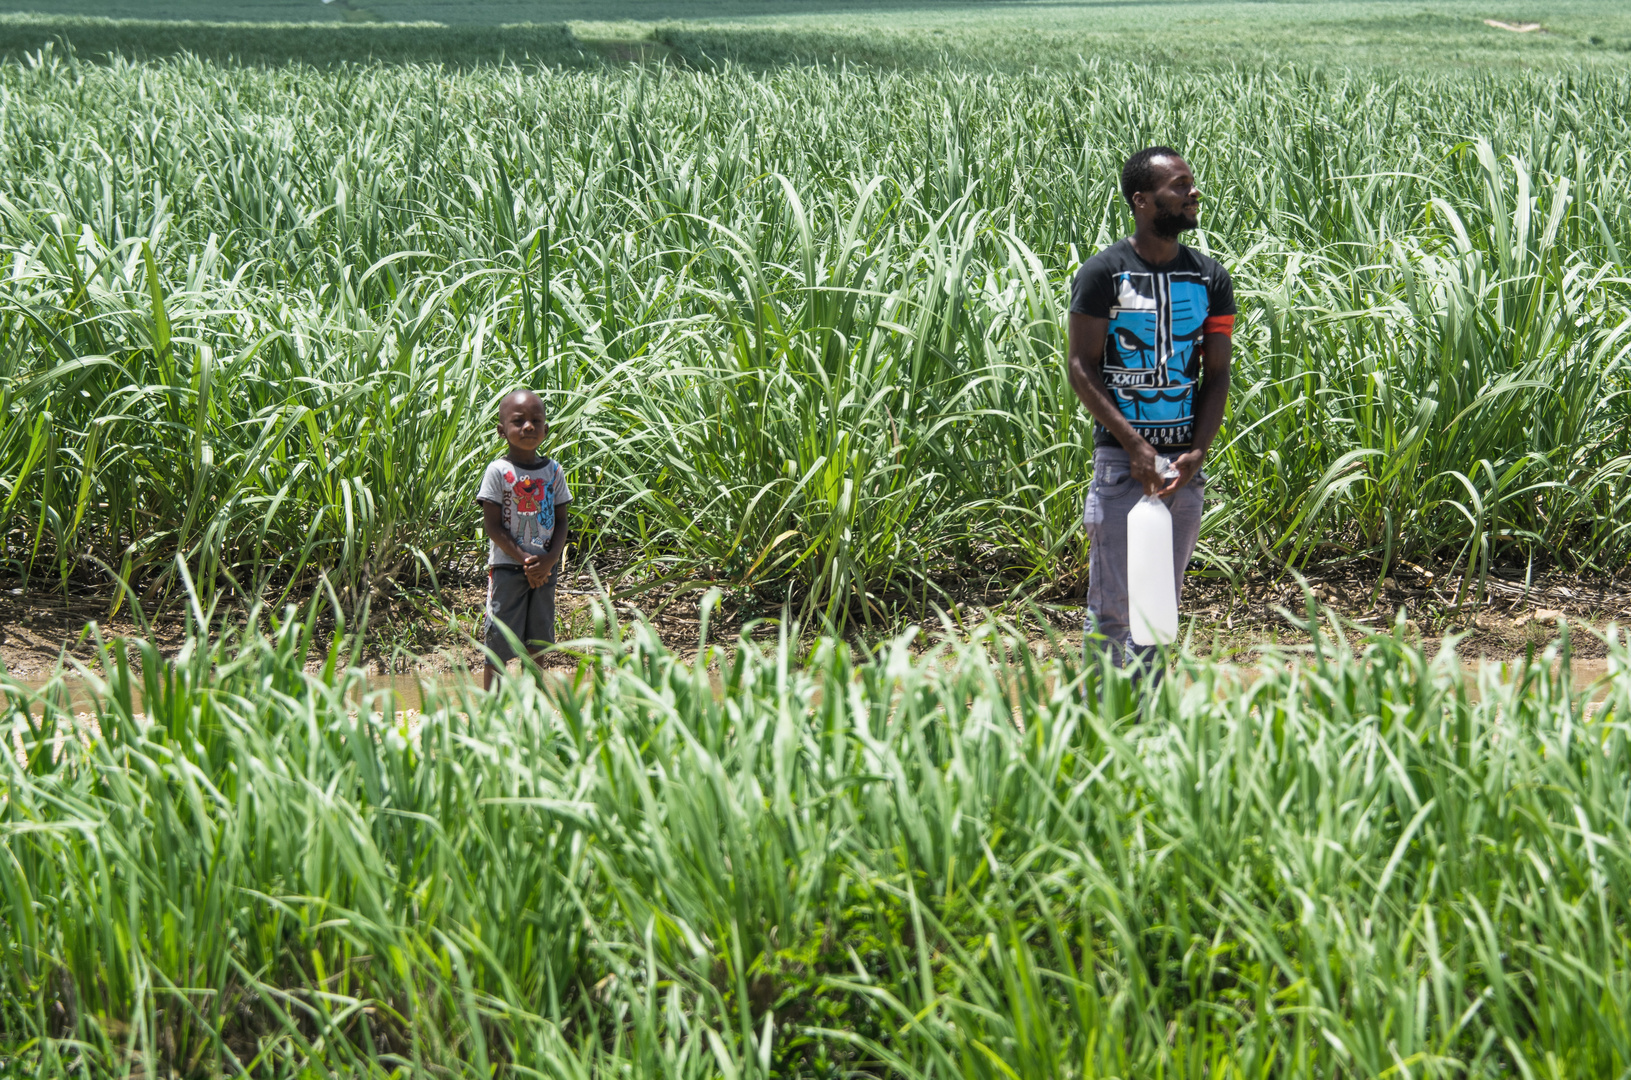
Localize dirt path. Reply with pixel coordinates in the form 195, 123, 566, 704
3, 560, 1627, 684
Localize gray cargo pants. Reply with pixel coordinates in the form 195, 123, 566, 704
1082, 446, 1206, 673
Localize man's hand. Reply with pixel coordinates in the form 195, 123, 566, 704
1153, 448, 1205, 498
522, 553, 554, 589
1128, 441, 1170, 495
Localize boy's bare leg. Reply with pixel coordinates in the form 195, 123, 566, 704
487, 653, 547, 691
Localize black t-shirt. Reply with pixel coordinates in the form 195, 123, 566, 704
1071, 238, 1236, 451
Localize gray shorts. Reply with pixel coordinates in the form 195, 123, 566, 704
484, 564, 557, 663
1082, 446, 1206, 667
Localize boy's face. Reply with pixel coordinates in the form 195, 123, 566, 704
497, 393, 548, 456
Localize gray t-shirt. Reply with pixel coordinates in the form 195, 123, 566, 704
476, 457, 572, 568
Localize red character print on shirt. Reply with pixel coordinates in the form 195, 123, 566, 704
513, 476, 546, 514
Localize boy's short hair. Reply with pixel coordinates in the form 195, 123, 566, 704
1121, 146, 1183, 208
497, 388, 545, 414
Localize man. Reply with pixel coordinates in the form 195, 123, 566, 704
1067, 147, 1235, 672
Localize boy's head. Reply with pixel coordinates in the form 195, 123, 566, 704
496, 389, 548, 457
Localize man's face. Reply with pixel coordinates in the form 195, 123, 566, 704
497, 394, 548, 455
1136, 156, 1202, 239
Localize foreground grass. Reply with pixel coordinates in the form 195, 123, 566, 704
2, 595, 1628, 1078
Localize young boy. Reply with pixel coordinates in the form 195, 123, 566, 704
476, 389, 572, 689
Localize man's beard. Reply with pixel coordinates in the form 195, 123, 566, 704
1151, 204, 1198, 239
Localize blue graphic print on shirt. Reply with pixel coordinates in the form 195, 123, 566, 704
1103, 272, 1211, 445
1070, 240, 1236, 451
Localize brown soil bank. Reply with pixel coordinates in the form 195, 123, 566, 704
3, 559, 1625, 683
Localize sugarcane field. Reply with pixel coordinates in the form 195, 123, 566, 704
3, 1, 1631, 1076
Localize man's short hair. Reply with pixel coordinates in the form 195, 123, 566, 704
1121, 146, 1183, 208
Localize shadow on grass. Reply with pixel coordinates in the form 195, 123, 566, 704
0, 14, 590, 67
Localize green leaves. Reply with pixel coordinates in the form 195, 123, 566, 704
2, 56, 1630, 620
5, 600, 1631, 1077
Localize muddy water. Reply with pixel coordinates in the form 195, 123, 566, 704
6, 670, 480, 717
7, 657, 1618, 718
1460, 657, 1614, 703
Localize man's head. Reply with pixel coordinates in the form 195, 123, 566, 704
1121, 147, 1201, 239
496, 389, 548, 456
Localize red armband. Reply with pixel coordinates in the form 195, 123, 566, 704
1202, 315, 1235, 337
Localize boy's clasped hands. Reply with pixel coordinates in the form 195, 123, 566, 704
520, 551, 555, 589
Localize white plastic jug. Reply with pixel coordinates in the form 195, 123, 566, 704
1127, 457, 1179, 646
